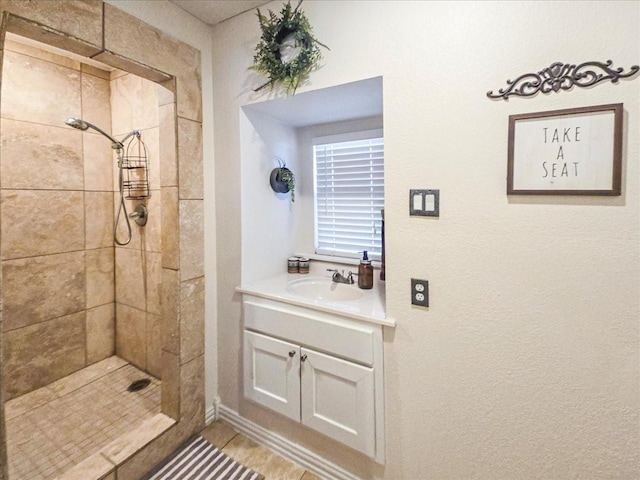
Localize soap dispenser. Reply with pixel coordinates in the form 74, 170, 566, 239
358, 251, 374, 289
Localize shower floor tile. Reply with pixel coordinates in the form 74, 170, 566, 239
5, 356, 161, 480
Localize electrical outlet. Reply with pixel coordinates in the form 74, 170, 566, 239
411, 279, 429, 307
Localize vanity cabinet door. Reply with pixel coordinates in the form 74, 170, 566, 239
244, 330, 301, 421
300, 348, 375, 457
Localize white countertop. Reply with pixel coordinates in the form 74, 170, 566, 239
237, 273, 394, 328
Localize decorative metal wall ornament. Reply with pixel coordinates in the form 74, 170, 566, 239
250, 0, 328, 94
487, 60, 639, 100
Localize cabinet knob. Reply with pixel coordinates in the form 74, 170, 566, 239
288, 350, 296, 358
301, 354, 308, 362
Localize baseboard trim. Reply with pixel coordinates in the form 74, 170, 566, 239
205, 405, 217, 425
205, 397, 220, 425
217, 404, 362, 480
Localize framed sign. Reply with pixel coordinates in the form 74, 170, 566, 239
507, 103, 623, 195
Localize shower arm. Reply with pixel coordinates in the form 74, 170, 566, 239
88, 126, 139, 150
86, 122, 125, 150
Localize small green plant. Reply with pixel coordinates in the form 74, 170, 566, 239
270, 158, 296, 203
277, 167, 295, 203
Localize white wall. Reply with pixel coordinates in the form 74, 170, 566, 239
105, 0, 219, 411
213, 1, 639, 479
240, 107, 298, 283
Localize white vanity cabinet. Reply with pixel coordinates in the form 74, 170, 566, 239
242, 295, 385, 463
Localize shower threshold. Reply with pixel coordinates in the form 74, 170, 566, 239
5, 356, 174, 480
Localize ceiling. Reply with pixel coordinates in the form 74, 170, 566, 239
168, 0, 271, 25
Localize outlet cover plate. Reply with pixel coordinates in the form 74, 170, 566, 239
411, 278, 429, 307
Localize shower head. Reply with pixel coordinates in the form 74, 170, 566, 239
65, 117, 123, 149
65, 118, 89, 130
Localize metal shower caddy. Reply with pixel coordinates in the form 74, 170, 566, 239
119, 131, 150, 200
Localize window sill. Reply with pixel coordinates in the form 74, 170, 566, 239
294, 253, 382, 269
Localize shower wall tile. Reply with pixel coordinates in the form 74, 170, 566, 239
115, 247, 146, 312
144, 192, 162, 254
86, 191, 114, 249
81, 63, 110, 81
146, 312, 162, 379
0, 0, 103, 51
179, 354, 204, 432
162, 268, 179, 355
110, 74, 158, 136
146, 251, 162, 316
0, 50, 81, 126
174, 61, 203, 124
0, 119, 83, 190
103, 3, 202, 122
114, 196, 143, 251
177, 118, 203, 200
179, 200, 203, 281
115, 304, 146, 370
2, 251, 85, 331
111, 73, 141, 137
161, 350, 180, 420
86, 247, 115, 308
4, 37, 80, 71
1, 190, 84, 259
179, 276, 204, 364
3, 311, 86, 400
86, 304, 115, 364
162, 187, 179, 270
81, 72, 111, 137
83, 131, 115, 191
159, 103, 178, 187
110, 69, 127, 81
4, 380, 55, 421
157, 83, 174, 108
143, 126, 160, 191
141, 77, 159, 131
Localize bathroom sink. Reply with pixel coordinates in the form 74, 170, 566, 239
287, 277, 364, 302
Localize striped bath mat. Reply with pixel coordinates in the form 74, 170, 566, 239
145, 436, 264, 480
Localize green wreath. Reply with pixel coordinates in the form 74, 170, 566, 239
251, 0, 328, 94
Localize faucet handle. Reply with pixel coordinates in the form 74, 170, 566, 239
326, 268, 338, 273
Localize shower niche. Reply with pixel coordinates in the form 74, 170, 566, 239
0, 32, 174, 480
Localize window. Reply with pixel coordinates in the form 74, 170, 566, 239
313, 131, 384, 261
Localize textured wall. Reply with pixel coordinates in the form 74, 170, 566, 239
0, 39, 115, 400
211, 1, 639, 479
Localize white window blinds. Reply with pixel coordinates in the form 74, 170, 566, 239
313, 135, 384, 261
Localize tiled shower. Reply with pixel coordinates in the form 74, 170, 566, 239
0, 35, 164, 478
0, 2, 206, 478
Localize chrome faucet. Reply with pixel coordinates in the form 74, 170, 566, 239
326, 268, 355, 284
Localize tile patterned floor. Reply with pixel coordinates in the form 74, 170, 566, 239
5, 356, 160, 480
200, 421, 322, 480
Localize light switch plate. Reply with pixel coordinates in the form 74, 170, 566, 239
410, 189, 439, 217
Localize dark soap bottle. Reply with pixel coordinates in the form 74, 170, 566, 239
358, 250, 374, 289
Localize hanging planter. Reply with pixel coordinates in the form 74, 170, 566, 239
270, 160, 295, 202
250, 0, 328, 94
